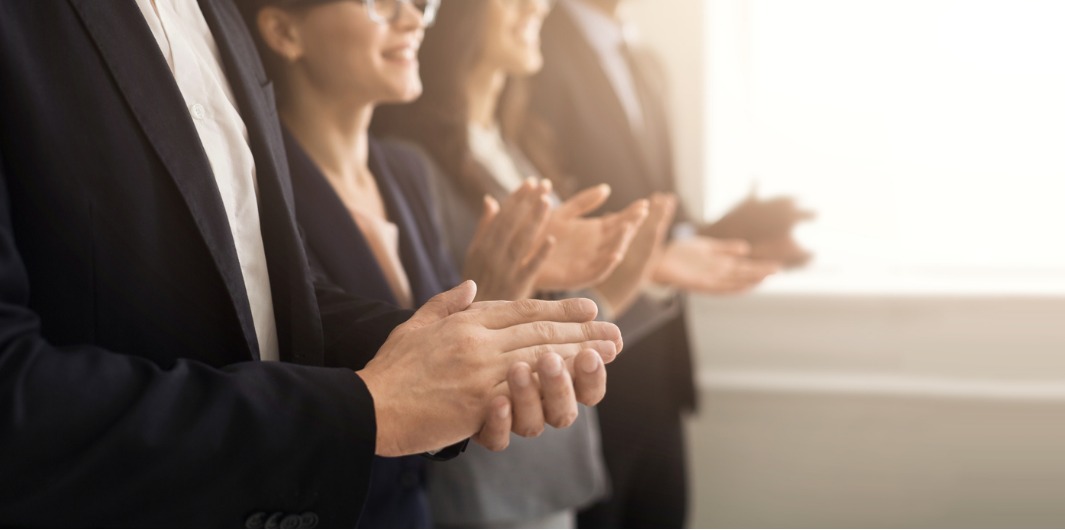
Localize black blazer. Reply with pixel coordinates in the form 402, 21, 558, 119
287, 131, 461, 528
0, 0, 411, 526
530, 6, 697, 413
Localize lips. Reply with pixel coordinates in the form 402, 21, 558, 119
382, 42, 420, 62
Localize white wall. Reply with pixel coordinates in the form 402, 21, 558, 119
686, 290, 1065, 528
626, 0, 708, 220
625, 1, 1065, 527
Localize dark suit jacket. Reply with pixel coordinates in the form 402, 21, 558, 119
0, 0, 411, 526
530, 6, 697, 415
287, 131, 461, 528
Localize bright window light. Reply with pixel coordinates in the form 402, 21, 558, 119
704, 0, 1065, 276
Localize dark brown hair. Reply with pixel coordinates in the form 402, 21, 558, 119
371, 0, 568, 206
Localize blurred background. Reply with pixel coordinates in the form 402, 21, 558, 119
626, 0, 1065, 526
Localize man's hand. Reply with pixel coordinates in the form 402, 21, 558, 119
534, 184, 648, 292
356, 281, 621, 457
653, 236, 781, 294
472, 348, 606, 450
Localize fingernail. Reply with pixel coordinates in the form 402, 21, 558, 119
542, 354, 563, 377
498, 402, 511, 419
579, 353, 600, 374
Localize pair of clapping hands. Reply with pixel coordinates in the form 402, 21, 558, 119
465, 177, 782, 307
359, 180, 666, 456
462, 179, 679, 314
358, 181, 788, 457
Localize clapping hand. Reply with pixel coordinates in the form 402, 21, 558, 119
594, 193, 678, 315
653, 236, 781, 294
464, 179, 555, 302
357, 281, 621, 456
534, 184, 648, 292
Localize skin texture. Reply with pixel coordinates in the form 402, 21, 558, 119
357, 281, 619, 456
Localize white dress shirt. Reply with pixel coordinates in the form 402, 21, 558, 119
562, 0, 645, 134
136, 0, 280, 362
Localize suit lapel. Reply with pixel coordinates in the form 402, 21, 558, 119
551, 9, 659, 194
199, 0, 325, 365
369, 141, 441, 306
67, 0, 259, 359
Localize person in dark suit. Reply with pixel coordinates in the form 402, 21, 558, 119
0, 0, 624, 526
528, 0, 783, 527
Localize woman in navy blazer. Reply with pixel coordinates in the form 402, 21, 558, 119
238, 0, 646, 526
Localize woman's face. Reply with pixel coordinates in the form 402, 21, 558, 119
479, 0, 554, 77
281, 1, 425, 105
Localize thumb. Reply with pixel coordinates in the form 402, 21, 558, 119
404, 280, 478, 330
558, 184, 611, 218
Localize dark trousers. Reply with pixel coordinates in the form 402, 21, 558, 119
577, 319, 691, 529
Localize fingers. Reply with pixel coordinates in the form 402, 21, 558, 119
508, 362, 545, 437
468, 195, 500, 256
496, 320, 622, 360
733, 258, 781, 283
557, 184, 611, 219
652, 194, 679, 235
537, 353, 578, 428
570, 349, 607, 406
505, 338, 619, 366
472, 297, 600, 329
505, 194, 551, 264
708, 237, 752, 256
402, 280, 477, 330
517, 235, 555, 281
472, 395, 512, 452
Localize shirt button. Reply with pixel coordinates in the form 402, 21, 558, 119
264, 512, 284, 529
245, 512, 267, 529
190, 103, 207, 120
299, 512, 319, 528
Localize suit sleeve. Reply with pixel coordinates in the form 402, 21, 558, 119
0, 157, 378, 527
310, 251, 415, 370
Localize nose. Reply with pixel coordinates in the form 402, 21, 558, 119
394, 0, 426, 30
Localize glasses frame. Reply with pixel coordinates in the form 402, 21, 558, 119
282, 0, 441, 28
363, 0, 441, 27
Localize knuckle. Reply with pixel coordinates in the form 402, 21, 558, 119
517, 425, 545, 438
533, 321, 557, 342
548, 408, 578, 429
513, 298, 540, 318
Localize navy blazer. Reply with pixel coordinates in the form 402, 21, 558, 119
0, 0, 413, 526
287, 131, 461, 528
288, 132, 460, 315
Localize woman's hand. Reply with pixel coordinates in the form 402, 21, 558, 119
463, 179, 555, 301
534, 184, 649, 292
594, 193, 678, 315
652, 235, 781, 294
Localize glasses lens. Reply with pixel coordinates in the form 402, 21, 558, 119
366, 0, 397, 23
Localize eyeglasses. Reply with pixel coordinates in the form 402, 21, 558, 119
500, 0, 558, 10
281, 0, 442, 27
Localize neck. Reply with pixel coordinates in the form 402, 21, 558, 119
280, 76, 375, 184
467, 62, 507, 129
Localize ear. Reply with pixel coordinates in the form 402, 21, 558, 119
257, 6, 306, 62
